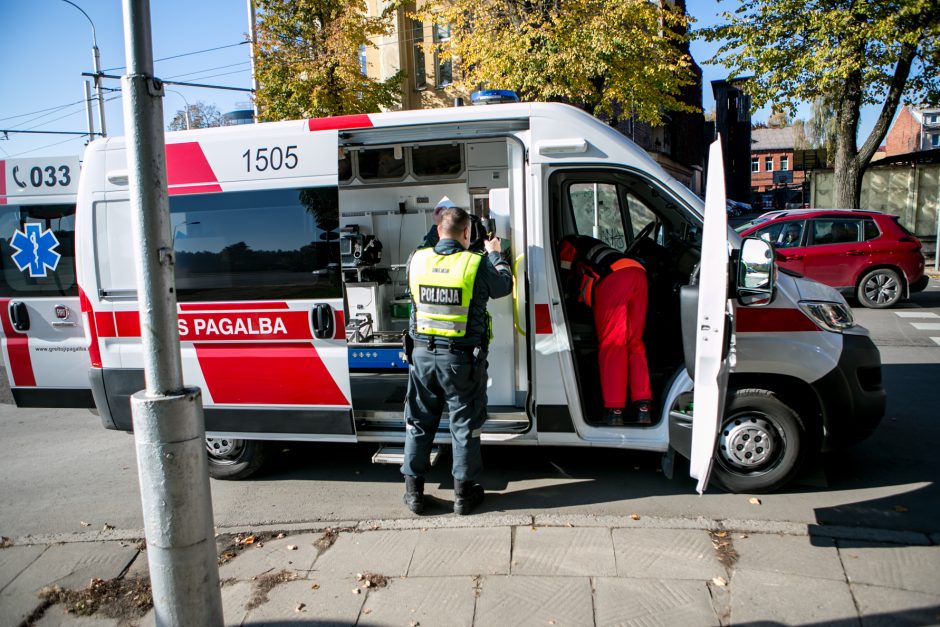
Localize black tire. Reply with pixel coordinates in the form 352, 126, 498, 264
206, 438, 267, 480
711, 389, 806, 494
857, 268, 902, 309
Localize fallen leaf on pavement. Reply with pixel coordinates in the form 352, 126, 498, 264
715, 531, 728, 538
0, 537, 13, 548
352, 588, 360, 595
287, 545, 297, 551
409, 621, 419, 627
739, 534, 749, 539
276, 533, 286, 539
80, 521, 91, 528
311, 583, 320, 590
894, 505, 908, 513
242, 535, 256, 545
748, 497, 761, 505
295, 603, 306, 612
712, 576, 728, 587
549, 621, 556, 625
102, 523, 114, 531
362, 608, 372, 614
356, 573, 364, 581
566, 522, 573, 527
630, 514, 640, 521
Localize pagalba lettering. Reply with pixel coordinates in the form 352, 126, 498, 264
178, 316, 288, 337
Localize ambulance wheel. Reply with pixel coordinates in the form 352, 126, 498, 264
711, 389, 806, 494
206, 438, 267, 480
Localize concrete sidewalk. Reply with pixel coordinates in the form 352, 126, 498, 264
2, 514, 939, 626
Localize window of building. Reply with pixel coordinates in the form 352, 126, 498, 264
927, 114, 939, 124
780, 156, 789, 171
765, 156, 773, 172
931, 133, 940, 148
0, 203, 77, 297
751, 158, 759, 173
433, 23, 452, 87
411, 19, 426, 90
358, 45, 367, 76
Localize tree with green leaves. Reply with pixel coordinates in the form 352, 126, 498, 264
254, 0, 403, 121
167, 101, 224, 131
702, 0, 940, 208
418, 0, 696, 125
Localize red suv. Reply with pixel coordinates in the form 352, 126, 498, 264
737, 209, 927, 308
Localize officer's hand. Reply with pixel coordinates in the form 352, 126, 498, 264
484, 236, 502, 254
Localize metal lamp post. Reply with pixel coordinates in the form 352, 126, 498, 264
60, 0, 107, 137
166, 89, 191, 130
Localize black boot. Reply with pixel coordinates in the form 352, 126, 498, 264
403, 475, 425, 514
454, 480, 484, 516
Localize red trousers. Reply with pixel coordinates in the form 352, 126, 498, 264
592, 267, 651, 408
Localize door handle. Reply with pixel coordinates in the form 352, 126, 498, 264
513, 254, 526, 337
311, 304, 335, 339
9, 301, 29, 332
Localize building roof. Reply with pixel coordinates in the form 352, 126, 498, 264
751, 127, 795, 151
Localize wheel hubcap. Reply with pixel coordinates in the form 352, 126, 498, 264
206, 437, 240, 458
719, 415, 777, 469
864, 273, 898, 304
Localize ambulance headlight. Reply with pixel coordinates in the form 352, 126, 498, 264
798, 301, 855, 333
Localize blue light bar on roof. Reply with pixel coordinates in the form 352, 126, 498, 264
470, 90, 520, 105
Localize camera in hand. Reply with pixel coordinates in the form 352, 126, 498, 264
468, 215, 496, 252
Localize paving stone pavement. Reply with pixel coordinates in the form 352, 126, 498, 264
2, 518, 939, 626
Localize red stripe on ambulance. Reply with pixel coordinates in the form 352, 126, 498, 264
0, 298, 36, 386
307, 114, 373, 132
179, 302, 291, 311
165, 143, 222, 195
735, 307, 819, 333
178, 310, 311, 341
193, 342, 349, 405
534, 304, 552, 334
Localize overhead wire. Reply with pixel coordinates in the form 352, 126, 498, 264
165, 61, 250, 81
101, 41, 249, 72
0, 98, 89, 124
5, 135, 86, 159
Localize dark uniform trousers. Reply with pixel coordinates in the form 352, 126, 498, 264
402, 344, 487, 482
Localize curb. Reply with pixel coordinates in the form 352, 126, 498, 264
6, 514, 934, 548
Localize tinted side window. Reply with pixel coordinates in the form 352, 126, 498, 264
358, 147, 405, 180
569, 182, 626, 249
811, 219, 859, 245
169, 188, 341, 302
0, 203, 77, 297
412, 144, 462, 177
863, 220, 880, 241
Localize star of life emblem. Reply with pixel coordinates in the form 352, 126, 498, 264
10, 223, 62, 278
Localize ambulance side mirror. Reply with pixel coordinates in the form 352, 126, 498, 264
736, 238, 775, 306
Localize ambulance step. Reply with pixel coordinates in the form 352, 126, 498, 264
372, 446, 442, 466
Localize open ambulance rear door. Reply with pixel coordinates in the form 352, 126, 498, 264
0, 157, 93, 408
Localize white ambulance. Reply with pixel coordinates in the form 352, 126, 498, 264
6, 103, 885, 493
0, 156, 91, 408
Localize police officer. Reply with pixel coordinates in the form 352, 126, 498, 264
420, 196, 456, 249
402, 206, 512, 515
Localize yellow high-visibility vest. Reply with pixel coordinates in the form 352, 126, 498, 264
409, 248, 483, 338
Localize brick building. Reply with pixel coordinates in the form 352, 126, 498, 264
750, 127, 806, 208
883, 105, 940, 156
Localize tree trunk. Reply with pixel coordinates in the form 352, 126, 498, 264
832, 67, 863, 208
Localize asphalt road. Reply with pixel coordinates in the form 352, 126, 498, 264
1, 279, 938, 540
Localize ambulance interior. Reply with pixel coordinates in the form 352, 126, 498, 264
336, 137, 530, 435
548, 171, 702, 425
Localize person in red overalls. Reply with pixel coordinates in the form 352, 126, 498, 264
559, 235, 652, 426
